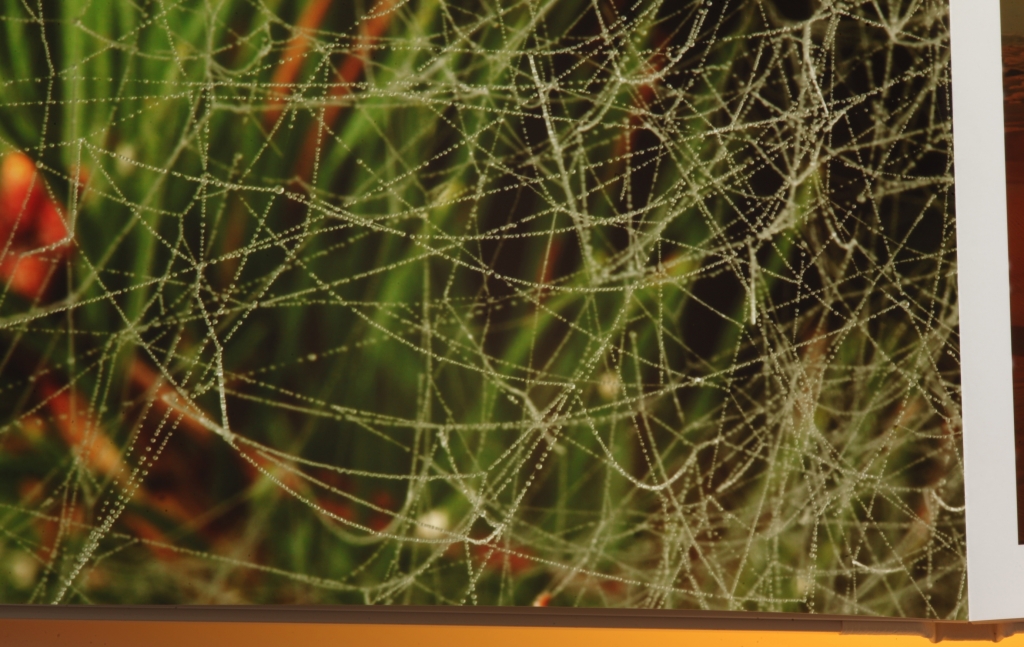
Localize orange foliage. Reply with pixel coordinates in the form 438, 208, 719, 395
472, 543, 534, 574
0, 153, 72, 300
295, 0, 397, 182
37, 377, 127, 482
263, 0, 336, 130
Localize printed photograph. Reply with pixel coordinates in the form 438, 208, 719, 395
1002, 0, 1024, 544
0, 0, 962, 617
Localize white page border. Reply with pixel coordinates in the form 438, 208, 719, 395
950, 0, 1024, 623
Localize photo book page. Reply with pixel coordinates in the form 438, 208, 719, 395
0, 0, 1009, 622
953, 0, 1024, 622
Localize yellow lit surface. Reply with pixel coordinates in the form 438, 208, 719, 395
2, 622, 1021, 647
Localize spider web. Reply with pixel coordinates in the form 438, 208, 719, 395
0, 0, 963, 617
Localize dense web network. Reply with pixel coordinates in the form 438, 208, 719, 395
0, 0, 962, 617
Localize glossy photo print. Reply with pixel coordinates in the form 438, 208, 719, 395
0, 0, 963, 617
1003, 0, 1024, 545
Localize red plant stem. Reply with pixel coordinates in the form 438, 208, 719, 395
295, 0, 396, 184
263, 0, 336, 131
